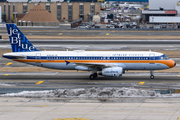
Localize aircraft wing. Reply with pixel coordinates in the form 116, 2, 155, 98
74, 62, 117, 68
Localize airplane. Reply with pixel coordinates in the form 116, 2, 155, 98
3, 24, 176, 80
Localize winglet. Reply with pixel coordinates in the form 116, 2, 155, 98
6, 24, 40, 52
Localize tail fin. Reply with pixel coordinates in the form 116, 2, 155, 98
6, 24, 40, 52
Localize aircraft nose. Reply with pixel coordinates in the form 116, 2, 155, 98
174, 61, 176, 67
168, 60, 176, 68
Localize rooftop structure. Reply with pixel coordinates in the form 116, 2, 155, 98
19, 4, 59, 26
20, 4, 58, 22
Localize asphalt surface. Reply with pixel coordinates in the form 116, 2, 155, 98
0, 39, 180, 51
0, 97, 180, 120
2, 30, 180, 36
1, 39, 180, 44
0, 73, 180, 94
0, 25, 70, 30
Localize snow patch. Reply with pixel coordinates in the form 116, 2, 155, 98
0, 83, 14, 86
1, 87, 157, 98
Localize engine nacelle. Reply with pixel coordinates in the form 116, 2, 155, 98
102, 67, 123, 77
75, 66, 92, 71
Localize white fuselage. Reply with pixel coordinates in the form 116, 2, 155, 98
3, 50, 175, 71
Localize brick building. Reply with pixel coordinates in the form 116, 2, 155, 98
0, 2, 100, 23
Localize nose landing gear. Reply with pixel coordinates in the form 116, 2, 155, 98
150, 70, 154, 79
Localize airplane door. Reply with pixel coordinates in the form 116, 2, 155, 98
107, 56, 110, 62
103, 56, 106, 62
149, 53, 155, 64
103, 56, 110, 62
36, 53, 41, 66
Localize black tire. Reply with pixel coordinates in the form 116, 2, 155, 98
89, 74, 95, 80
94, 73, 98, 77
150, 75, 154, 79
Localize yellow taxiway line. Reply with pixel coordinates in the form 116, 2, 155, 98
35, 81, 44, 84
139, 82, 145, 85
6, 62, 13, 66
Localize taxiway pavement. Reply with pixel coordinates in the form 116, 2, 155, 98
0, 97, 179, 120
0, 73, 180, 94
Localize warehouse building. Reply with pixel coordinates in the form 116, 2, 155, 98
0, 2, 100, 23
142, 0, 180, 23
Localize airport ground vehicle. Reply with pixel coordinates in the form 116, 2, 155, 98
161, 24, 167, 29
78, 25, 89, 28
114, 24, 120, 28
136, 25, 140, 28
3, 24, 176, 80
106, 24, 114, 28
149, 26, 154, 29
178, 24, 180, 29
95, 25, 100, 28
155, 25, 161, 29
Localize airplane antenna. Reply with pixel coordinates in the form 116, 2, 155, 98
66, 49, 68, 51
149, 49, 151, 52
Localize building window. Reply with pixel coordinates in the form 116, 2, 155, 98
90, 5, 95, 15
8, 4, 10, 20
79, 4, 84, 20
57, 5, 61, 20
13, 4, 15, 12
23, 5, 27, 13
46, 5, 50, 11
68, 5, 72, 21
79, 4, 83, 15
4, 4, 6, 13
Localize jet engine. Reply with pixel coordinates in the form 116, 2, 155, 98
101, 67, 123, 77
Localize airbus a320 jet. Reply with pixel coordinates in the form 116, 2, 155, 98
3, 24, 176, 79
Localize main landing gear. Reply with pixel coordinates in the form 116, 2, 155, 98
150, 70, 154, 79
89, 69, 98, 80
89, 73, 98, 80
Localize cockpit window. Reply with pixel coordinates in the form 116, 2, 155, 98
160, 55, 169, 60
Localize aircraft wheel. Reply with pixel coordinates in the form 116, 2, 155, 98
150, 75, 154, 79
94, 73, 98, 77
89, 74, 96, 80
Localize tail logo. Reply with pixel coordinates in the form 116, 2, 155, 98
6, 24, 39, 52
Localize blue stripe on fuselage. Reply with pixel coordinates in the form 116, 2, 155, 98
25, 55, 168, 60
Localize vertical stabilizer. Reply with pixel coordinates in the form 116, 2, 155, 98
6, 24, 39, 52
